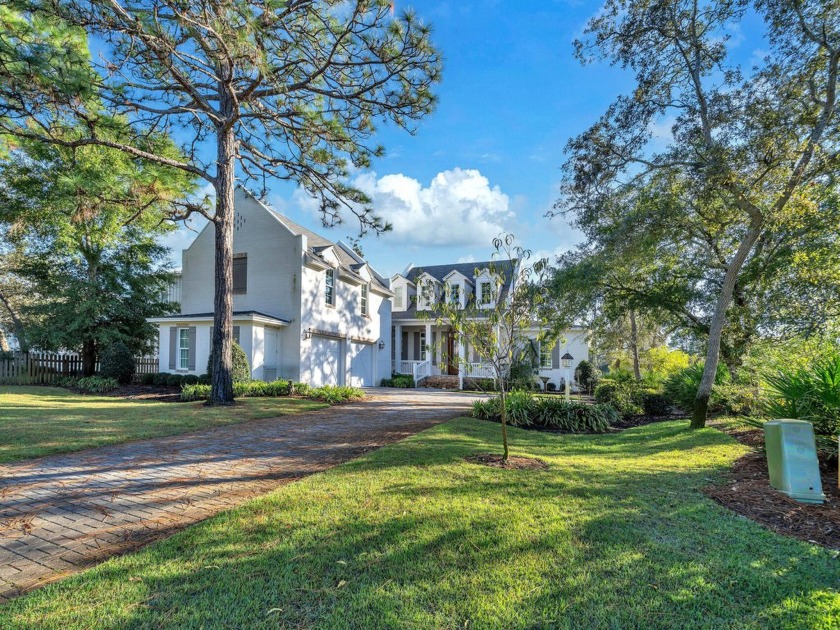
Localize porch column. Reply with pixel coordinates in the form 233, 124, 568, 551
458, 336, 465, 390
425, 322, 432, 373
394, 323, 402, 373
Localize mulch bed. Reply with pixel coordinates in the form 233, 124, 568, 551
705, 424, 840, 550
102, 384, 183, 402
465, 453, 549, 470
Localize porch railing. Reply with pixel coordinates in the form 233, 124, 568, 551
461, 362, 495, 379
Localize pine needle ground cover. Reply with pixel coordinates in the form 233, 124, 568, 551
3, 418, 838, 628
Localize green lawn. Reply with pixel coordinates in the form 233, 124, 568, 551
2, 419, 838, 629
0, 386, 327, 463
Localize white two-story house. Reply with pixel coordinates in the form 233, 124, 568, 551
390, 260, 588, 390
149, 187, 392, 386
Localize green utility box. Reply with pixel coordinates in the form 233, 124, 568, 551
763, 419, 825, 504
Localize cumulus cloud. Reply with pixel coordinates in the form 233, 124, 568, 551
352, 168, 514, 247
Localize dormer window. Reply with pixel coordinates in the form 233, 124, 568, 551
325, 268, 336, 306
450, 283, 461, 306
480, 281, 492, 305
394, 286, 404, 310
361, 283, 369, 316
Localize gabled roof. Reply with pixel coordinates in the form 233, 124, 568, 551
393, 259, 517, 321
239, 187, 390, 294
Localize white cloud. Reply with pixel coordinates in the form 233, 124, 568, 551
457, 254, 476, 263
353, 168, 514, 247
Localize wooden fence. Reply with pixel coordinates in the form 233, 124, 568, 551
0, 352, 159, 385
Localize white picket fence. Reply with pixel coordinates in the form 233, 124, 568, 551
0, 352, 158, 385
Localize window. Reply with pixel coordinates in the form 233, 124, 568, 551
420, 332, 427, 361
450, 283, 461, 306
361, 283, 369, 315
394, 286, 404, 309
178, 328, 190, 370
325, 268, 335, 305
539, 340, 553, 369
480, 281, 492, 305
233, 254, 247, 294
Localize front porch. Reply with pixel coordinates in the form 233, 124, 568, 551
391, 323, 495, 386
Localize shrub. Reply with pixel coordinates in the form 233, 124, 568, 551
182, 374, 199, 386
56, 376, 80, 389
99, 342, 136, 385
206, 342, 251, 383
764, 355, 840, 437
291, 381, 311, 396
77, 376, 119, 394
152, 372, 171, 386
197, 373, 210, 385
472, 393, 616, 433
138, 372, 156, 385
641, 390, 670, 416
180, 383, 210, 402
594, 380, 643, 418
546, 382, 557, 392
575, 359, 598, 394
716, 383, 764, 417
308, 385, 365, 404
463, 377, 498, 392
663, 363, 730, 414
381, 374, 415, 388
166, 373, 184, 387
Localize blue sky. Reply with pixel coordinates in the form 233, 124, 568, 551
162, 1, 764, 278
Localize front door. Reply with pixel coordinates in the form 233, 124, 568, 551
446, 332, 458, 375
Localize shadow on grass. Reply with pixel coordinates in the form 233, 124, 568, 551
5, 418, 838, 629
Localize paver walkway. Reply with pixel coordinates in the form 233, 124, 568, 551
0, 388, 479, 602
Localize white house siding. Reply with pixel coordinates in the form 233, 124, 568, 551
158, 322, 213, 375
534, 328, 590, 391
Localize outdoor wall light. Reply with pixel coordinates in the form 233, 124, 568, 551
378, 339, 385, 350
561, 353, 574, 368
303, 328, 313, 340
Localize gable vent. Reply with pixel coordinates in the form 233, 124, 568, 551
234, 212, 246, 231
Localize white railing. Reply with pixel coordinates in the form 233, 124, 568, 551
413, 361, 430, 383
462, 362, 495, 379
394, 360, 422, 375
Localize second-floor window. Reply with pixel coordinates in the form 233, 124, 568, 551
450, 283, 461, 306
361, 283, 369, 315
325, 268, 335, 305
480, 281, 492, 305
233, 254, 247, 294
394, 286, 404, 309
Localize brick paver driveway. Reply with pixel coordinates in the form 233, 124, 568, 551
0, 388, 480, 602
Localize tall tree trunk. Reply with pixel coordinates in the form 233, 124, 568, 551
499, 385, 510, 461
629, 310, 642, 381
81, 338, 96, 377
691, 222, 763, 428
0, 288, 28, 351
208, 115, 236, 405
0, 326, 9, 352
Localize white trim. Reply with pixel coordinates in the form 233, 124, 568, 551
148, 313, 290, 327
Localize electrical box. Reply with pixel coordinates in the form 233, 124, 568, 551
763, 419, 825, 504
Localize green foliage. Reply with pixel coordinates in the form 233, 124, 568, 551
463, 377, 499, 392
55, 376, 80, 389
472, 392, 617, 432
98, 342, 135, 385
151, 372, 170, 386
640, 390, 670, 416
663, 364, 730, 414
593, 379, 644, 418
380, 374, 415, 388
207, 342, 251, 383
643, 346, 690, 382
764, 355, 840, 436
166, 373, 184, 387
76, 376, 119, 394
138, 373, 156, 385
574, 359, 598, 393
180, 380, 363, 404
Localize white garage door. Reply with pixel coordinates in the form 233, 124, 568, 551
349, 342, 373, 387
311, 336, 342, 386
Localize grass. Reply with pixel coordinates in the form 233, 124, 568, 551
2, 418, 838, 628
0, 386, 327, 464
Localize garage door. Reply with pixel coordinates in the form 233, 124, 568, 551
349, 342, 373, 387
311, 336, 342, 386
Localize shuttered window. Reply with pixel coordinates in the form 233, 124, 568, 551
539, 340, 553, 369
178, 328, 190, 370
361, 283, 369, 315
233, 254, 247, 294
325, 268, 335, 305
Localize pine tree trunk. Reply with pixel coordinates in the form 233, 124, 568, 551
208, 108, 236, 405
630, 310, 642, 381
691, 222, 763, 428
0, 288, 28, 351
